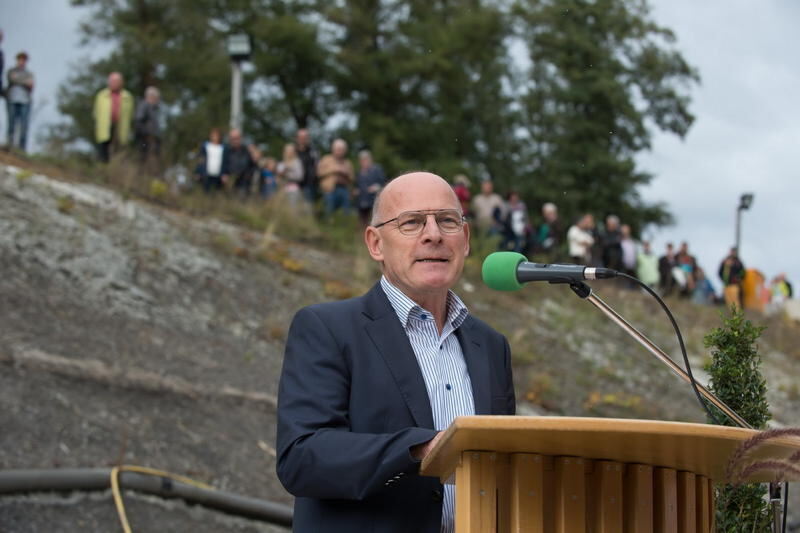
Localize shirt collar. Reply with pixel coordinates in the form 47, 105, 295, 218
380, 276, 469, 330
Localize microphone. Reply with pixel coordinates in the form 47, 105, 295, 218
482, 252, 618, 291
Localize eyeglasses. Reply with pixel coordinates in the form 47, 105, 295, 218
372, 209, 466, 236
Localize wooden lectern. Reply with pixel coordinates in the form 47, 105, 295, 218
420, 416, 800, 533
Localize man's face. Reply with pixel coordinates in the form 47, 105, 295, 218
229, 130, 242, 148
296, 129, 309, 147
108, 74, 123, 91
332, 140, 347, 158
365, 173, 470, 300
17, 56, 27, 68
481, 181, 493, 195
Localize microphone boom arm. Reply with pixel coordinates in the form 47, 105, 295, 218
568, 282, 752, 430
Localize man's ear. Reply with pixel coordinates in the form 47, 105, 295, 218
463, 222, 471, 257
364, 226, 384, 262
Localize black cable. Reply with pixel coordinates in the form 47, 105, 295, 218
783, 481, 788, 533
617, 273, 717, 424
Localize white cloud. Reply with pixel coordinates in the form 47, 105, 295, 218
640, 0, 800, 290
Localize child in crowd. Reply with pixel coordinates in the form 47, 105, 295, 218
259, 157, 278, 199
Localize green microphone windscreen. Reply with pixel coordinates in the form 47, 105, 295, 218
482, 251, 527, 291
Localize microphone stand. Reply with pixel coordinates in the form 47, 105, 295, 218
568, 281, 784, 531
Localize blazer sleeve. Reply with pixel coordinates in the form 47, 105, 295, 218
276, 306, 437, 501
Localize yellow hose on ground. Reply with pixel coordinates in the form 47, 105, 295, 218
110, 465, 214, 533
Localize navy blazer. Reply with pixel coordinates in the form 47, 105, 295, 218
276, 282, 516, 532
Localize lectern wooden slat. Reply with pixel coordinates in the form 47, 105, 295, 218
624, 464, 653, 532
677, 471, 696, 533
421, 416, 800, 533
510, 454, 542, 531
653, 467, 677, 533
590, 461, 623, 532
554, 457, 585, 533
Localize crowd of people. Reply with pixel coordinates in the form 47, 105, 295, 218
192, 125, 386, 223
1, 54, 793, 312
465, 179, 794, 309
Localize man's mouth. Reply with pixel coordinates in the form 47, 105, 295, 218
416, 258, 449, 263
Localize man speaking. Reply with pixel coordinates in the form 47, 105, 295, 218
276, 172, 516, 532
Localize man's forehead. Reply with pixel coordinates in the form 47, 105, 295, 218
381, 180, 459, 215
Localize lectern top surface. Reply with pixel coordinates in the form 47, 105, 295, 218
420, 416, 800, 483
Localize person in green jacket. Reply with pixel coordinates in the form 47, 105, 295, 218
636, 240, 660, 288
93, 71, 133, 162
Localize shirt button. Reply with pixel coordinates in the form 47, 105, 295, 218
432, 489, 443, 502
445, 384, 452, 391
420, 313, 429, 320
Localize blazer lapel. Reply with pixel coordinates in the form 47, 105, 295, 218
362, 285, 435, 429
457, 317, 491, 415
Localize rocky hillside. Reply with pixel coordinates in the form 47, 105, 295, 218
1, 152, 798, 531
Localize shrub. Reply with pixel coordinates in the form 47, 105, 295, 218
704, 307, 771, 532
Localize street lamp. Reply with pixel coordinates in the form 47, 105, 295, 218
227, 33, 252, 131
735, 192, 754, 252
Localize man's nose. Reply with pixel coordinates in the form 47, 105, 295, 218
420, 214, 443, 241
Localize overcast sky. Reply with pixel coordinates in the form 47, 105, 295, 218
2, 0, 798, 290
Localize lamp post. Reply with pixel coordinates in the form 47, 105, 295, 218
735, 192, 754, 253
226, 33, 251, 132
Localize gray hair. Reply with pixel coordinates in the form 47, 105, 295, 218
370, 187, 385, 226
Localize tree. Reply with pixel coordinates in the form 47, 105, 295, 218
704, 308, 771, 531
50, 0, 231, 160
514, 0, 699, 232
49, 0, 699, 235
325, 0, 520, 180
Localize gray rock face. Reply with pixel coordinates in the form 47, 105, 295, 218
0, 164, 310, 530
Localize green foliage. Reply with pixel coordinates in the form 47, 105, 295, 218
703, 308, 771, 532
53, 0, 231, 160
513, 0, 699, 232
704, 309, 769, 429
51, 0, 699, 234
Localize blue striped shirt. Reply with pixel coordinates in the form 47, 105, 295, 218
380, 276, 475, 533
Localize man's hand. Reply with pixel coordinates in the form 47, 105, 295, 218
410, 431, 444, 461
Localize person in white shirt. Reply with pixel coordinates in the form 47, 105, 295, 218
198, 128, 226, 192
567, 213, 595, 263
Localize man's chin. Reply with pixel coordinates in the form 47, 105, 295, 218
412, 272, 459, 292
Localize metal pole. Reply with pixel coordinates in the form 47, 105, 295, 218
230, 60, 243, 131
735, 206, 742, 252
576, 286, 752, 429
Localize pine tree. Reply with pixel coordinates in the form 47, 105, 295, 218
514, 0, 699, 232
